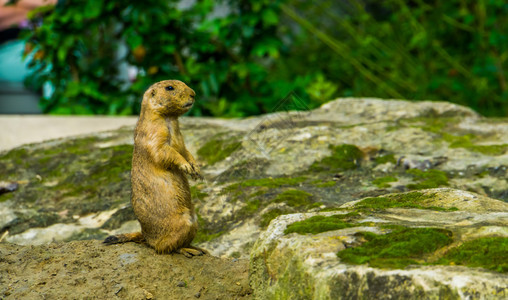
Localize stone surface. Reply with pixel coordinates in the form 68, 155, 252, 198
0, 98, 507, 257
0, 99, 508, 299
0, 98, 507, 298
250, 188, 508, 299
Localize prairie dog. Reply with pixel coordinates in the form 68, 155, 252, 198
104, 80, 206, 258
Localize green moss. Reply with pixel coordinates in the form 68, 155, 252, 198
437, 237, 508, 273
409, 117, 507, 156
0, 192, 14, 202
191, 185, 209, 200
313, 180, 336, 188
88, 145, 132, 183
244, 199, 261, 213
194, 230, 223, 244
405, 117, 507, 155
270, 253, 314, 300
258, 190, 323, 228
273, 189, 313, 208
217, 158, 269, 182
375, 154, 396, 164
238, 188, 317, 225
476, 170, 489, 178
49, 144, 132, 203
0, 136, 109, 181
58, 184, 97, 198
354, 191, 458, 211
241, 177, 307, 188
443, 133, 507, 155
39, 136, 102, 157
310, 144, 363, 172
222, 176, 306, 194
197, 136, 242, 165
0, 148, 29, 166
284, 212, 360, 235
443, 133, 475, 147
420, 119, 450, 133
0, 137, 137, 232
272, 255, 315, 299
338, 227, 453, 269
372, 176, 397, 188
249, 189, 268, 198
319, 207, 347, 212
406, 169, 449, 190
260, 208, 288, 228
308, 201, 323, 209
65, 136, 102, 154
193, 211, 224, 244
406, 117, 456, 134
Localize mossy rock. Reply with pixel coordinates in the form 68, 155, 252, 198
353, 191, 459, 211
312, 180, 336, 188
372, 176, 398, 188
197, 135, 242, 165
375, 153, 397, 165
260, 208, 291, 228
406, 169, 449, 190
310, 144, 363, 172
437, 237, 508, 273
253, 188, 323, 228
444, 133, 508, 155
193, 210, 225, 244
337, 227, 453, 269
272, 189, 313, 208
284, 212, 360, 235
223, 177, 307, 192
217, 158, 270, 181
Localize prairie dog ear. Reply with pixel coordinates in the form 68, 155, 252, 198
143, 87, 160, 107
144, 87, 157, 98
148, 88, 164, 108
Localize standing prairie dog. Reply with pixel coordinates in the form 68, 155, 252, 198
104, 80, 207, 257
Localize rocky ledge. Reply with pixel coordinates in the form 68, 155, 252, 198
0, 98, 507, 299
250, 188, 507, 299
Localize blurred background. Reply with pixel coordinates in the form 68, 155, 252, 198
0, 0, 506, 117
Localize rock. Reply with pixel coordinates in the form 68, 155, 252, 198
0, 98, 506, 259
143, 289, 154, 300
0, 181, 18, 195
250, 188, 508, 299
0, 240, 252, 299
0, 200, 17, 234
0, 97, 507, 298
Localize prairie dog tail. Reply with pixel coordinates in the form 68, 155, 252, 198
103, 232, 144, 245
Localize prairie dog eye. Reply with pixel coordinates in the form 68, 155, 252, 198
165, 86, 174, 91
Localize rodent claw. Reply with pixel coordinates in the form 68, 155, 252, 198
191, 172, 203, 181
190, 163, 204, 180
181, 163, 203, 180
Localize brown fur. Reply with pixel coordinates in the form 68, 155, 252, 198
104, 80, 206, 258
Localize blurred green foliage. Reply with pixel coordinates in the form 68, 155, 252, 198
20, 0, 508, 117
284, 0, 508, 117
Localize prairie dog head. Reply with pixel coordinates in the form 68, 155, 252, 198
142, 80, 196, 116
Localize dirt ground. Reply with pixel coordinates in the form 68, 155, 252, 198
0, 240, 252, 299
